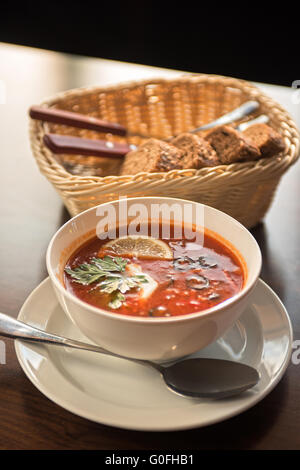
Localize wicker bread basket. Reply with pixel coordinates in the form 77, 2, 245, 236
29, 75, 300, 228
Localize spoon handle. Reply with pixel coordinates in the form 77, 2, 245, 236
236, 114, 269, 131
191, 100, 259, 132
0, 312, 114, 355
0, 312, 162, 371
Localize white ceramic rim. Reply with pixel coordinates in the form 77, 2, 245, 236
46, 197, 262, 325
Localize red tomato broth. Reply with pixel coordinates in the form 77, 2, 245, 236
64, 223, 245, 318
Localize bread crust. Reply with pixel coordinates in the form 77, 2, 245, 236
120, 138, 184, 175
205, 125, 261, 164
171, 133, 219, 168
243, 123, 286, 157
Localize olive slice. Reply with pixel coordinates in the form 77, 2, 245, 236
173, 256, 218, 271
186, 274, 209, 290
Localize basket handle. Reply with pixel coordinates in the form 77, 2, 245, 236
43, 134, 136, 158
30, 106, 127, 136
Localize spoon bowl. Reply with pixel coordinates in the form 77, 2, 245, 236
161, 358, 259, 398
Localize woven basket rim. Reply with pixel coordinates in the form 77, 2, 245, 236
29, 74, 300, 190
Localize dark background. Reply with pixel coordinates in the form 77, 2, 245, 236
0, 1, 298, 86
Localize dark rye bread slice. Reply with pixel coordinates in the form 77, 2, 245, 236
205, 125, 261, 164
171, 133, 219, 168
242, 123, 286, 157
120, 138, 184, 175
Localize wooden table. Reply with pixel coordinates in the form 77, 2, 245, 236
0, 43, 299, 450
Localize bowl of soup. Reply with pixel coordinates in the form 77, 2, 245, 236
46, 197, 261, 361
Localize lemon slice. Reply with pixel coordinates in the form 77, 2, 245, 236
103, 235, 173, 260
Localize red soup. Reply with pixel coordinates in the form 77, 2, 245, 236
64, 223, 245, 318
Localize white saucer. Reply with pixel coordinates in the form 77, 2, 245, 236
15, 277, 292, 431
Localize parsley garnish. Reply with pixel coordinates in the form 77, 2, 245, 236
65, 256, 148, 309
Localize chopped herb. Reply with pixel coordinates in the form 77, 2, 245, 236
109, 291, 126, 309
64, 263, 106, 285
65, 255, 148, 309
65, 256, 128, 285
91, 256, 128, 272
173, 256, 217, 271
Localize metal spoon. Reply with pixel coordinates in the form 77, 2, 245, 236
0, 312, 259, 399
